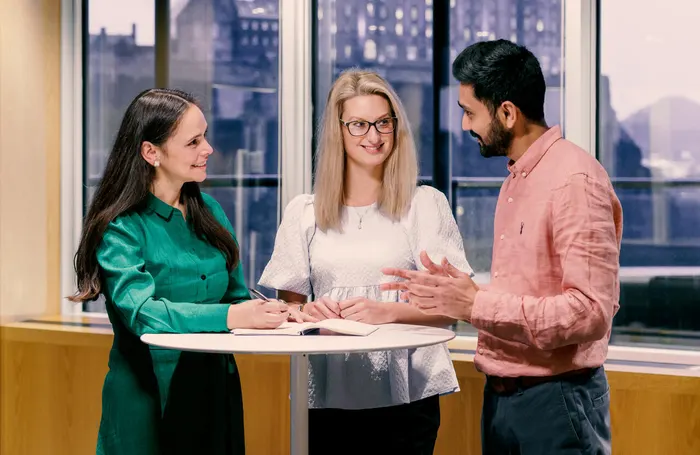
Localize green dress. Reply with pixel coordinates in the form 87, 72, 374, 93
95, 192, 250, 455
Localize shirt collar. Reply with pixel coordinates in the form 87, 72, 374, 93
146, 193, 176, 221
507, 125, 562, 178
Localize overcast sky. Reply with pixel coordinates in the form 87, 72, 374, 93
88, 0, 700, 120
600, 1, 700, 118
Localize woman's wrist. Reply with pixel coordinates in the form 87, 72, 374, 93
226, 304, 244, 329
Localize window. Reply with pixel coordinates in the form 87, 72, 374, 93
314, 0, 564, 335
449, 0, 563, 274
315, 0, 435, 177
74, 1, 698, 352
83, 0, 281, 312
85, 0, 155, 199
448, 1, 563, 335
598, 0, 700, 348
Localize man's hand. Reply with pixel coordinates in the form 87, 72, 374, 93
381, 252, 479, 322
418, 250, 449, 276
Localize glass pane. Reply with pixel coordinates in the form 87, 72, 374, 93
83, 0, 281, 312
84, 0, 156, 312
315, 0, 435, 179
85, 0, 156, 187
599, 0, 700, 348
169, 0, 280, 297
449, 0, 564, 335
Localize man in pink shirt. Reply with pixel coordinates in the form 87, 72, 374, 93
383, 40, 622, 454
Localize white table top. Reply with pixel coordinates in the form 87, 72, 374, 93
140, 323, 456, 355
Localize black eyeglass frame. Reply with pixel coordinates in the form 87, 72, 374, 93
339, 116, 398, 137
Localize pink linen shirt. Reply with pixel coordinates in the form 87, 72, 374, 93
471, 125, 623, 378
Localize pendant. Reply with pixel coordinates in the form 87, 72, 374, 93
358, 220, 363, 229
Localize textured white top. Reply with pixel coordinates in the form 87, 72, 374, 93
258, 185, 474, 409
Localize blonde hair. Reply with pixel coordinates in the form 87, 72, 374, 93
313, 69, 419, 232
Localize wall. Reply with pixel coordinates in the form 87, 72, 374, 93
0, 0, 62, 319
0, 323, 292, 454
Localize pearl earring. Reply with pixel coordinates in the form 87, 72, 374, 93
154, 160, 160, 168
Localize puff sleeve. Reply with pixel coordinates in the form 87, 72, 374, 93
405, 185, 474, 276
258, 194, 316, 296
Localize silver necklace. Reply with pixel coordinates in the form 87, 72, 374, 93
352, 206, 372, 229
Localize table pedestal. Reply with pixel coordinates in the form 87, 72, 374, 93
290, 354, 309, 455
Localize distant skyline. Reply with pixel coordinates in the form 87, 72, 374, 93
88, 0, 188, 43
88, 0, 700, 120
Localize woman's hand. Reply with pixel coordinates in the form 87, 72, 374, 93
226, 299, 289, 329
287, 304, 319, 323
302, 297, 341, 321
338, 297, 396, 325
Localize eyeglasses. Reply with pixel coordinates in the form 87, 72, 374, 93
339, 117, 397, 137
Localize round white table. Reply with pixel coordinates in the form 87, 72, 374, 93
141, 323, 455, 455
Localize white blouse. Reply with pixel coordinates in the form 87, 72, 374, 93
258, 185, 474, 410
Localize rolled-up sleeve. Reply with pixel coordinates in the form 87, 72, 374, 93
471, 174, 620, 350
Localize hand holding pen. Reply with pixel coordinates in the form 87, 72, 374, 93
250, 288, 318, 324
225, 289, 289, 330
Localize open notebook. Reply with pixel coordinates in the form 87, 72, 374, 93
231, 319, 379, 336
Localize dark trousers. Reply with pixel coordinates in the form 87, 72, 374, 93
481, 367, 611, 455
309, 395, 441, 455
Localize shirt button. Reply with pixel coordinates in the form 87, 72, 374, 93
507, 197, 513, 203
478, 348, 484, 355
201, 275, 206, 280
494, 271, 499, 278
500, 234, 505, 240
521, 172, 527, 177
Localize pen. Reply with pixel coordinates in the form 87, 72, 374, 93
249, 288, 289, 313
248, 288, 270, 301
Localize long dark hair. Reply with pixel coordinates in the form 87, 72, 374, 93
70, 88, 239, 302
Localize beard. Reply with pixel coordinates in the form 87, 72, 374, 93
469, 118, 514, 158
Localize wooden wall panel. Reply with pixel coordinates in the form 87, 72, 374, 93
0, 0, 62, 318
236, 354, 291, 454
435, 361, 485, 455
0, 328, 292, 455
607, 371, 700, 455
3, 325, 699, 455
0, 340, 108, 455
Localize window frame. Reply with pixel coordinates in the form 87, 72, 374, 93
59, 0, 700, 368
60, 0, 312, 315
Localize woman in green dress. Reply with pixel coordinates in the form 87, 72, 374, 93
70, 88, 289, 454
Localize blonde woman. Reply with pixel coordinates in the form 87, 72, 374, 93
259, 69, 473, 454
